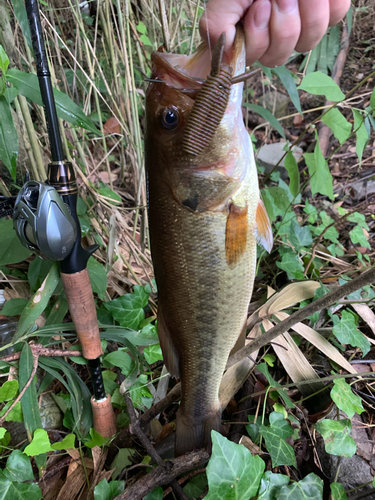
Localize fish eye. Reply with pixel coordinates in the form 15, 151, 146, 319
161, 107, 179, 130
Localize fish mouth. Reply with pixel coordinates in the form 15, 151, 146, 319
151, 29, 246, 92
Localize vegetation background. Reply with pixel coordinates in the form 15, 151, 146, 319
0, 0, 374, 499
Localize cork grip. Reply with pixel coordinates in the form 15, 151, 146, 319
91, 395, 117, 437
61, 268, 102, 359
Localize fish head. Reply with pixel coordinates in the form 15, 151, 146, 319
146, 28, 252, 213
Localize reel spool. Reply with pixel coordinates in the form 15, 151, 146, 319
13, 181, 77, 261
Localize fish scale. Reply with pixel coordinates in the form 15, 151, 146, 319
146, 27, 272, 456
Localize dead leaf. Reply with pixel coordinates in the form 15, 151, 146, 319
239, 435, 261, 455
352, 303, 375, 337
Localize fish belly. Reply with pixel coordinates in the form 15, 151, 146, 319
148, 174, 257, 455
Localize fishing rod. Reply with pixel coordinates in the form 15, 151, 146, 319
12, 0, 116, 437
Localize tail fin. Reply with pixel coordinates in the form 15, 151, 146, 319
175, 408, 222, 456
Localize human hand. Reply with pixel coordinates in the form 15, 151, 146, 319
199, 0, 351, 68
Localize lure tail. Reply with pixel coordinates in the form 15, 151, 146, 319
175, 407, 222, 456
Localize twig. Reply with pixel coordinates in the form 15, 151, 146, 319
157, 0, 170, 51
227, 266, 375, 369
0, 345, 82, 363
318, 25, 350, 157
123, 391, 190, 500
113, 448, 209, 500
0, 348, 39, 425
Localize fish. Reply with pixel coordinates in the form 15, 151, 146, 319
145, 27, 273, 456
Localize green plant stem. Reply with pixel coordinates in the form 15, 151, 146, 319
227, 266, 375, 369
189, 0, 200, 54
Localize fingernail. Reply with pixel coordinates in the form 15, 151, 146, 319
254, 0, 271, 29
276, 0, 298, 13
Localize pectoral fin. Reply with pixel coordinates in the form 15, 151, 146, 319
157, 304, 180, 378
225, 203, 248, 268
256, 199, 273, 253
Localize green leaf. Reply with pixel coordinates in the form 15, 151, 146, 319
330, 482, 348, 500
4, 401, 23, 422
349, 226, 371, 249
0, 95, 18, 180
0, 428, 6, 439
327, 25, 340, 72
98, 185, 122, 205
104, 285, 149, 329
1, 298, 28, 316
353, 109, 369, 165
205, 431, 265, 500
304, 143, 334, 201
24, 429, 52, 456
144, 344, 163, 364
10, 0, 32, 50
277, 473, 323, 500
94, 478, 125, 500
7, 68, 98, 133
88, 257, 108, 300
259, 413, 296, 468
0, 219, 33, 266
0, 478, 42, 500
110, 448, 134, 480
19, 344, 46, 470
14, 262, 60, 342
183, 474, 207, 499
50, 433, 76, 451
3, 450, 34, 482
128, 374, 153, 409
0, 380, 18, 403
276, 251, 305, 280
28, 257, 53, 293
140, 34, 153, 47
272, 66, 302, 114
288, 221, 313, 250
332, 310, 370, 357
244, 103, 285, 138
370, 87, 375, 111
315, 419, 356, 457
297, 72, 345, 101
257, 363, 295, 408
321, 108, 352, 144
103, 350, 133, 376
136, 21, 147, 35
143, 487, 163, 500
258, 471, 290, 500
284, 152, 300, 197
0, 45, 9, 74
330, 377, 364, 418
85, 428, 109, 448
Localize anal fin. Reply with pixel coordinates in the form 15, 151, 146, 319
157, 304, 180, 378
256, 199, 273, 253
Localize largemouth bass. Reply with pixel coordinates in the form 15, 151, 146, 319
145, 28, 272, 456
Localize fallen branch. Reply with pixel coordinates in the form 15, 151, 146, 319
0, 345, 82, 363
113, 449, 209, 500
227, 266, 375, 368
123, 391, 189, 500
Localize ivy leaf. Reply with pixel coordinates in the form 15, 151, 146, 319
330, 482, 348, 500
315, 419, 356, 457
183, 474, 207, 499
259, 413, 296, 468
257, 363, 295, 408
349, 226, 371, 249
0, 428, 6, 439
88, 257, 108, 300
103, 350, 134, 376
353, 109, 369, 165
321, 108, 352, 144
136, 21, 147, 34
128, 374, 153, 410
258, 471, 290, 500
0, 478, 42, 499
85, 428, 109, 448
144, 344, 163, 364
104, 286, 149, 329
93, 478, 125, 500
143, 487, 164, 500
0, 380, 18, 403
276, 251, 305, 280
24, 429, 52, 456
3, 450, 34, 482
330, 377, 364, 418
50, 433, 76, 451
288, 221, 313, 250
4, 401, 23, 422
332, 310, 370, 357
277, 473, 323, 500
297, 72, 345, 101
205, 431, 265, 500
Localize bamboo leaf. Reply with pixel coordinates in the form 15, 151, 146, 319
272, 66, 302, 114
0, 95, 18, 181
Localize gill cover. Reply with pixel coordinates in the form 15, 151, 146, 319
13, 181, 77, 260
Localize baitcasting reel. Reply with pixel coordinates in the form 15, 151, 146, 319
13, 181, 77, 261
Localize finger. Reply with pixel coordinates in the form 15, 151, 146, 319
328, 0, 351, 26
259, 0, 301, 67
295, 0, 330, 53
199, 0, 255, 53
242, 0, 272, 66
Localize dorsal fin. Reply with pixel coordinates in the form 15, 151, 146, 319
256, 199, 273, 253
